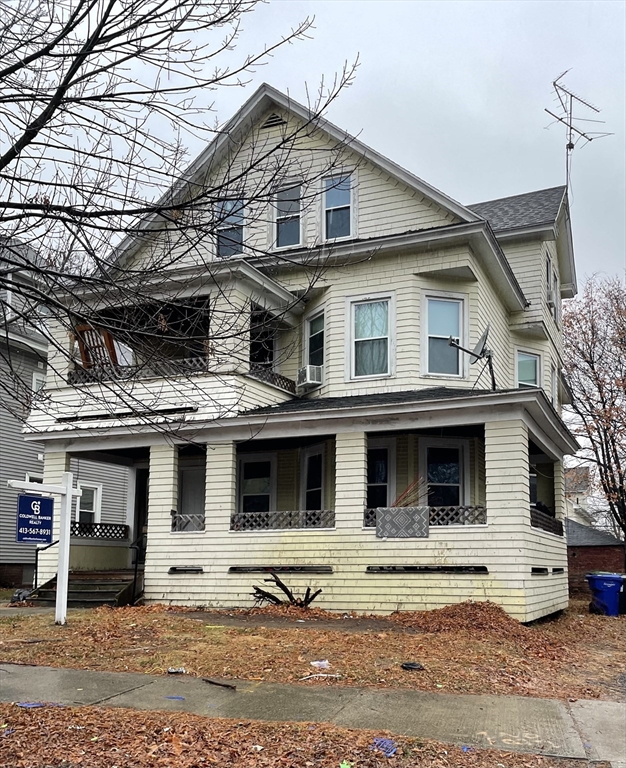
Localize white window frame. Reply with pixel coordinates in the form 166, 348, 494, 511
215, 198, 246, 259
25, 472, 43, 484
273, 183, 303, 251
551, 364, 558, 406
322, 173, 356, 242
175, 458, 206, 534
422, 291, 468, 379
419, 438, 470, 508
237, 453, 277, 514
303, 306, 326, 370
300, 444, 325, 511
345, 291, 395, 381
32, 371, 46, 392
76, 482, 102, 524
366, 437, 397, 511
516, 348, 541, 389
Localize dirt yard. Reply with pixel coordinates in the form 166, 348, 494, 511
0, 703, 612, 768
0, 600, 624, 701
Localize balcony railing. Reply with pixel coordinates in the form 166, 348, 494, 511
364, 505, 488, 528
247, 365, 296, 394
68, 357, 210, 384
70, 522, 129, 540
231, 509, 335, 531
530, 507, 563, 536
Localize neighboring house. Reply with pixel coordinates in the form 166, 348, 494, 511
31, 84, 579, 621
0, 239, 131, 587
564, 466, 593, 526
566, 519, 625, 594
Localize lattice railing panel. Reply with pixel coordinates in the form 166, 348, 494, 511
247, 366, 297, 394
231, 509, 335, 531
68, 356, 210, 384
364, 506, 487, 528
70, 522, 129, 539
171, 513, 206, 533
530, 508, 563, 536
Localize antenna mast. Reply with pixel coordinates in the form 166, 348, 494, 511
545, 70, 612, 189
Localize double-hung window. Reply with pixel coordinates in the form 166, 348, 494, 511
276, 185, 301, 248
352, 298, 390, 378
175, 464, 206, 532
517, 351, 540, 388
32, 371, 46, 392
426, 297, 463, 376
216, 199, 244, 258
426, 446, 462, 507
239, 456, 275, 514
307, 311, 324, 367
367, 447, 390, 508
76, 483, 101, 524
324, 176, 351, 239
302, 446, 324, 511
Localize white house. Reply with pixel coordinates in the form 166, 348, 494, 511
29, 84, 579, 621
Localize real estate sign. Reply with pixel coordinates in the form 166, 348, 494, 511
16, 495, 54, 544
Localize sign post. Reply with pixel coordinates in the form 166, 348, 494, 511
8, 473, 81, 625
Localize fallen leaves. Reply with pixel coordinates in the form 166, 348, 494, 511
0, 703, 610, 768
0, 600, 623, 702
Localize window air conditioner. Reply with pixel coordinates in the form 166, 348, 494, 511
297, 365, 323, 390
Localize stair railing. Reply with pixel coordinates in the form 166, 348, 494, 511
129, 531, 147, 604
33, 540, 59, 591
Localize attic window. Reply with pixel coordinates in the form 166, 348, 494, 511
261, 113, 286, 129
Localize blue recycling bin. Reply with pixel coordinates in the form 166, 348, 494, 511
586, 573, 623, 617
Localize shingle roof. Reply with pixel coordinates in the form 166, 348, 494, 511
566, 518, 625, 547
468, 186, 566, 232
243, 386, 518, 416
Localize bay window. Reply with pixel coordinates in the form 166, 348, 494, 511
351, 297, 390, 378
426, 297, 462, 376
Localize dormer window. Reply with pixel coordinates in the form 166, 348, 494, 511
216, 199, 244, 258
276, 185, 301, 248
324, 176, 351, 239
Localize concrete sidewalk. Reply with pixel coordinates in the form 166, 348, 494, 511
1, 663, 624, 763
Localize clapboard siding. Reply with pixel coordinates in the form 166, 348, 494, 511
0, 345, 45, 567
70, 458, 129, 526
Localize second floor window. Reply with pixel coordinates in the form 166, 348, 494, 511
517, 351, 540, 388
216, 199, 244, 258
324, 176, 351, 239
353, 299, 389, 377
307, 312, 324, 367
427, 297, 461, 376
276, 185, 301, 247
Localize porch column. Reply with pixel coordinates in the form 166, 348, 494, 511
484, 420, 530, 527
37, 451, 71, 584
204, 442, 237, 533
335, 431, 367, 529
553, 460, 565, 520
144, 445, 178, 584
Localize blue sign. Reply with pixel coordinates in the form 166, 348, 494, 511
16, 495, 54, 544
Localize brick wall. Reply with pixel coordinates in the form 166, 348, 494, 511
568, 545, 625, 595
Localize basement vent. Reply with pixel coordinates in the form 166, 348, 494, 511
261, 112, 287, 129
365, 565, 489, 575
229, 565, 333, 574
168, 566, 204, 574
531, 567, 549, 575
552, 567, 565, 574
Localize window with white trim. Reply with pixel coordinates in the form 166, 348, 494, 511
517, 351, 540, 388
239, 455, 275, 514
215, 199, 244, 258
306, 311, 324, 367
324, 176, 351, 239
427, 297, 462, 375
32, 371, 46, 391
275, 185, 301, 248
302, 446, 324, 511
76, 483, 101, 524
25, 473, 43, 484
351, 298, 390, 378
551, 365, 558, 406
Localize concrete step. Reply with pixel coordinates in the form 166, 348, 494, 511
62, 580, 133, 591
37, 589, 123, 601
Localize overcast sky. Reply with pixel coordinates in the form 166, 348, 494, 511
204, 0, 625, 283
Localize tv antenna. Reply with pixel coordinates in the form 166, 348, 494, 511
545, 70, 612, 189
448, 324, 496, 391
